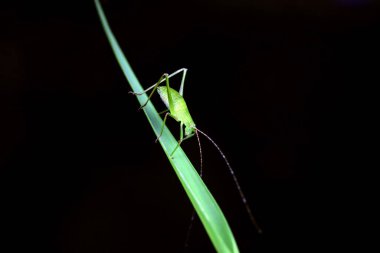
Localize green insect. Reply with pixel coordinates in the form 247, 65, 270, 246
129, 68, 262, 233
130, 68, 196, 157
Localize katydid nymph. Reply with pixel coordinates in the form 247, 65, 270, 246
129, 68, 262, 234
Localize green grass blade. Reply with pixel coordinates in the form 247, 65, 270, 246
94, 1, 239, 252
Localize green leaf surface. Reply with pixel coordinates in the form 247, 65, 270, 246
94, 1, 239, 252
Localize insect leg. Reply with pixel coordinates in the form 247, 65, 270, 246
167, 68, 187, 79
128, 71, 169, 96
179, 68, 187, 96
157, 68, 188, 96
138, 73, 168, 110
180, 123, 184, 140
128, 82, 157, 96
170, 123, 183, 157
165, 73, 175, 113
158, 109, 169, 115
161, 68, 188, 87
132, 68, 187, 96
170, 130, 195, 157
155, 112, 171, 143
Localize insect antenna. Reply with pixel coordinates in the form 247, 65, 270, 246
194, 127, 263, 234
195, 130, 203, 177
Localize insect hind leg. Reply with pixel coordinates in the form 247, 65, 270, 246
153, 68, 188, 96
134, 73, 168, 110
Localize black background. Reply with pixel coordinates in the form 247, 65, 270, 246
1, 0, 378, 252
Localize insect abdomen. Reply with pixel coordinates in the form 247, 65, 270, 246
157, 86, 194, 127
157, 86, 183, 110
